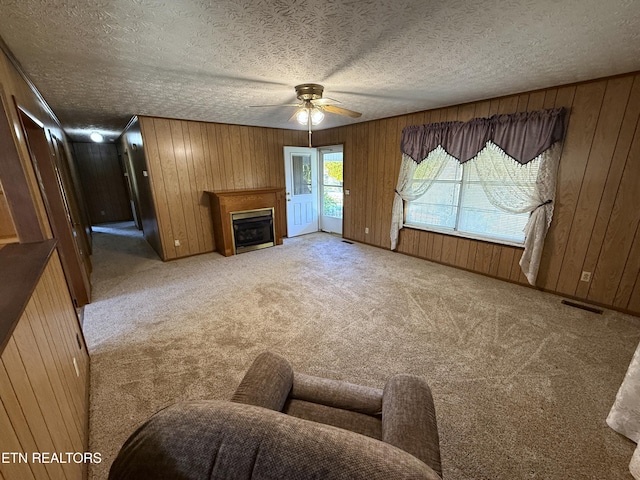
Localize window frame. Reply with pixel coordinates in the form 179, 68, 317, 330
404, 161, 530, 249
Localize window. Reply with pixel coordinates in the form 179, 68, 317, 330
405, 150, 537, 245
392, 108, 565, 284
321, 152, 343, 218
292, 154, 312, 195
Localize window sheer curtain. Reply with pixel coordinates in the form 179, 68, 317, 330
391, 108, 566, 285
391, 147, 455, 251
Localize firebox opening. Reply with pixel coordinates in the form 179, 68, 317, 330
231, 208, 275, 254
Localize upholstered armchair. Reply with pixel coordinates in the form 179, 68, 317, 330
109, 351, 443, 479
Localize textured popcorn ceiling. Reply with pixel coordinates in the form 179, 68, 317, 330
0, 0, 639, 142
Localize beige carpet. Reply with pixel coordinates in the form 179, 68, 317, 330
84, 222, 640, 480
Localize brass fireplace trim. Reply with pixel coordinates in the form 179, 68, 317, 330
230, 207, 275, 255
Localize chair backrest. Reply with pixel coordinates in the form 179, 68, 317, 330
108, 400, 442, 480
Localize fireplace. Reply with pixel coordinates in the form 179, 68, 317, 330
206, 188, 285, 257
231, 208, 275, 254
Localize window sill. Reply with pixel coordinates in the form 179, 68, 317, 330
403, 223, 525, 249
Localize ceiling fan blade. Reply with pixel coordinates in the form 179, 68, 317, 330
321, 104, 362, 118
311, 97, 341, 106
249, 103, 301, 108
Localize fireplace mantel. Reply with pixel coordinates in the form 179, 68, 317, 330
206, 188, 286, 256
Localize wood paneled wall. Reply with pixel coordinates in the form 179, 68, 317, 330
119, 117, 163, 257
138, 116, 308, 260
0, 251, 90, 480
0, 41, 91, 479
313, 72, 640, 316
73, 142, 132, 224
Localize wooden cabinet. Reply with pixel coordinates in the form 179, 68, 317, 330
206, 188, 286, 256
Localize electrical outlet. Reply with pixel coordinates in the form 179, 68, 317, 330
580, 271, 591, 282
345, 189, 350, 195
174, 239, 181, 247
365, 227, 369, 234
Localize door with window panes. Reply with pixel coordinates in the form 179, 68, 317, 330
284, 146, 319, 237
319, 146, 343, 235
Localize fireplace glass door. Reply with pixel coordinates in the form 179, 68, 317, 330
231, 208, 275, 254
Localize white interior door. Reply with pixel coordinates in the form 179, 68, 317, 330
319, 146, 343, 235
284, 146, 318, 237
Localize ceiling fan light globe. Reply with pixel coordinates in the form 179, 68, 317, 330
310, 109, 324, 125
296, 109, 309, 125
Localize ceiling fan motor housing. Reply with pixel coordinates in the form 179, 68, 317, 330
295, 83, 324, 101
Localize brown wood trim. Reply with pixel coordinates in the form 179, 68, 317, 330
0, 239, 56, 354
206, 187, 284, 196
0, 87, 45, 242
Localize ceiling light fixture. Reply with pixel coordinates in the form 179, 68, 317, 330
90, 131, 104, 142
296, 107, 324, 126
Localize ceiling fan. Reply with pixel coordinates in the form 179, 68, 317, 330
251, 83, 362, 146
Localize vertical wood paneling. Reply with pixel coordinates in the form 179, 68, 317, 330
0, 398, 36, 480
1, 253, 89, 480
588, 117, 640, 306
0, 366, 53, 479
137, 72, 640, 315
577, 75, 640, 301
186, 122, 212, 252
527, 90, 546, 111
555, 76, 634, 296
365, 120, 378, 244
139, 117, 306, 259
538, 83, 595, 290
73, 143, 132, 224
1, 44, 90, 480
375, 119, 390, 247
628, 272, 640, 313
543, 89, 558, 109
440, 236, 457, 265
453, 238, 469, 268
335, 74, 639, 314
139, 118, 175, 258
614, 226, 640, 309
496, 247, 515, 279
119, 118, 163, 257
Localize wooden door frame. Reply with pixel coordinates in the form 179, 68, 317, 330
0, 88, 45, 242
17, 106, 91, 307
318, 145, 344, 236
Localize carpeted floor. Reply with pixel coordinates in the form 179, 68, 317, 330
84, 222, 640, 479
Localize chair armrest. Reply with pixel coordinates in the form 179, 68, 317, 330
231, 351, 293, 411
382, 374, 442, 476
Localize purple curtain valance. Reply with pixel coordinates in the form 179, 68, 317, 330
401, 108, 566, 165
